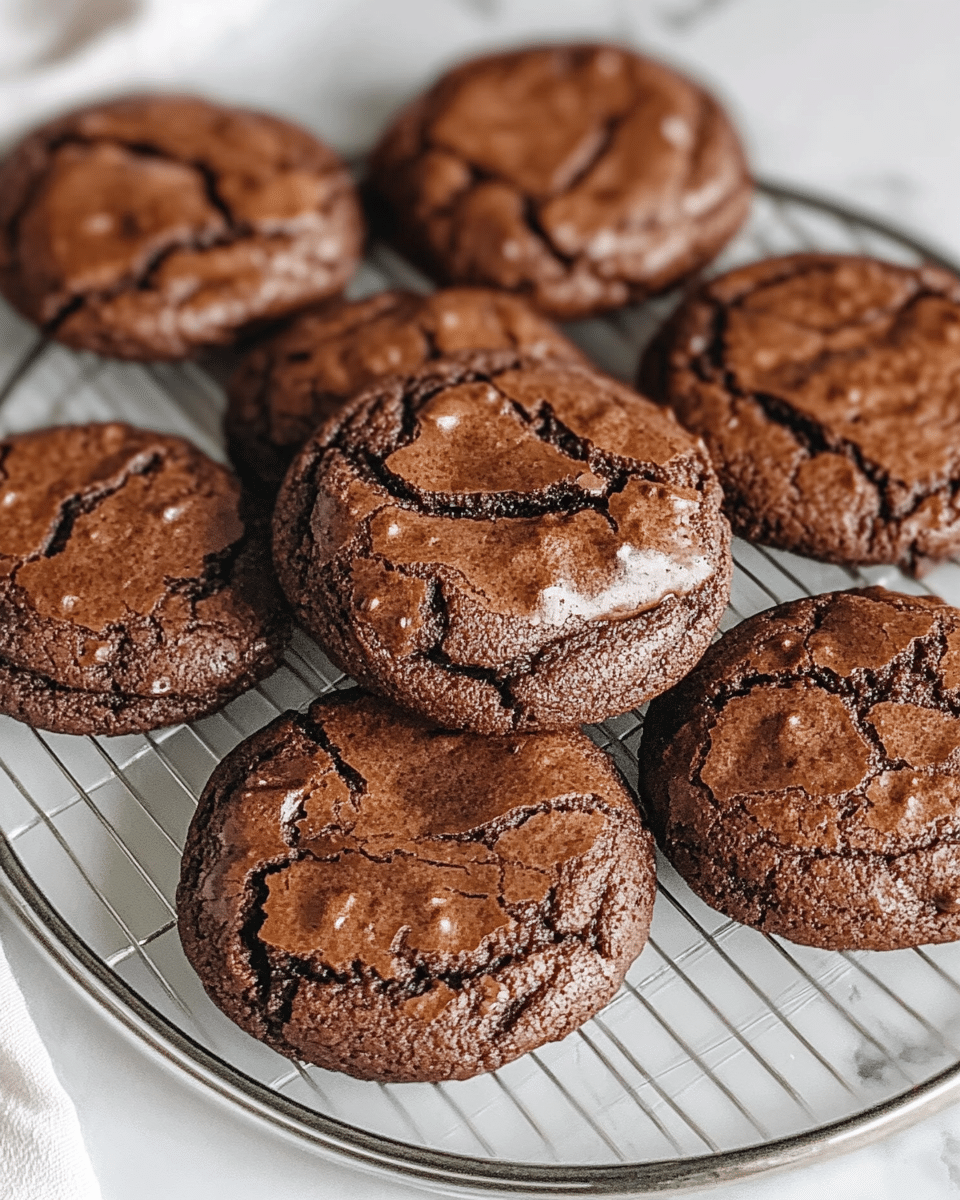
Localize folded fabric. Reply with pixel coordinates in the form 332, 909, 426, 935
0, 0, 273, 146
0, 937, 102, 1200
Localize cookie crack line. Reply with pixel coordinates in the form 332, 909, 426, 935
288, 792, 611, 859
236, 860, 294, 1031
185, 155, 237, 231
414, 577, 523, 717
6, 126, 351, 334
66, 132, 250, 230
7, 452, 254, 623
0, 132, 98, 266
707, 619, 960, 723
40, 214, 301, 336
164, 526, 256, 607
334, 369, 703, 523
701, 289, 960, 532
425, 641, 519, 715
291, 707, 370, 803
415, 317, 443, 361
4, 134, 240, 291
714, 258, 917, 336
697, 661, 866, 718
421, 78, 717, 274
683, 667, 960, 834
240, 848, 605, 1005
5, 125, 341, 249
357, 451, 618, 522
8, 447, 164, 580
424, 592, 704, 726
722, 823, 960, 870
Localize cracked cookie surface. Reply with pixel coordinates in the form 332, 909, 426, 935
639, 254, 960, 573
0, 94, 364, 359
225, 286, 586, 495
272, 350, 732, 733
367, 44, 751, 320
641, 586, 960, 950
0, 422, 290, 735
177, 688, 656, 1081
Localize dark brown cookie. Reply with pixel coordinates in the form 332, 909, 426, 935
0, 94, 364, 359
273, 350, 731, 733
639, 253, 960, 574
367, 44, 751, 320
225, 286, 587, 494
0, 423, 290, 735
177, 688, 656, 1082
641, 586, 960, 951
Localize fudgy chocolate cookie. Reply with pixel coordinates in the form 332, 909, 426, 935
0, 95, 363, 359
639, 253, 960, 573
368, 44, 751, 320
177, 688, 656, 1082
273, 351, 732, 733
0, 423, 289, 735
641, 586, 960, 951
225, 286, 586, 494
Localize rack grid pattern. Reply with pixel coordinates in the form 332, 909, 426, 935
3, 185, 960, 1188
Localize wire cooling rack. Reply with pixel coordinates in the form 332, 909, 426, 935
3, 183, 960, 1197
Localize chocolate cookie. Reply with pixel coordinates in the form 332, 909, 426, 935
273, 351, 731, 733
225, 286, 586, 494
639, 253, 960, 573
0, 423, 289, 735
177, 688, 655, 1082
641, 586, 960, 951
0, 94, 364, 359
367, 44, 751, 320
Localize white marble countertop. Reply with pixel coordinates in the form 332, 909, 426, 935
3, 1, 960, 1196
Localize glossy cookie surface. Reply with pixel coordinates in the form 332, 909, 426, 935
0, 94, 363, 358
273, 351, 732, 732
177, 689, 656, 1082
225, 286, 585, 493
368, 44, 751, 319
0, 423, 289, 734
642, 587, 960, 950
640, 253, 960, 573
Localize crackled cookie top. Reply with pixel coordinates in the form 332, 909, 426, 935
0, 423, 288, 734
368, 45, 751, 319
0, 94, 363, 358
639, 254, 960, 572
641, 586, 960, 950
273, 351, 731, 732
225, 286, 586, 493
177, 688, 655, 1082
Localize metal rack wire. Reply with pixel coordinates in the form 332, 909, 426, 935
3, 182, 960, 1195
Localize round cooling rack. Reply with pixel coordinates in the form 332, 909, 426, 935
3, 182, 960, 1197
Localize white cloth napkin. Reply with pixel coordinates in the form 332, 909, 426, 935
0, 938, 102, 1200
0, 0, 273, 147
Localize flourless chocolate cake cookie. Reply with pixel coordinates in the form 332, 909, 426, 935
177, 688, 656, 1082
639, 253, 960, 573
0, 423, 289, 734
273, 351, 732, 733
0, 94, 364, 359
641, 587, 960, 950
368, 45, 751, 319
